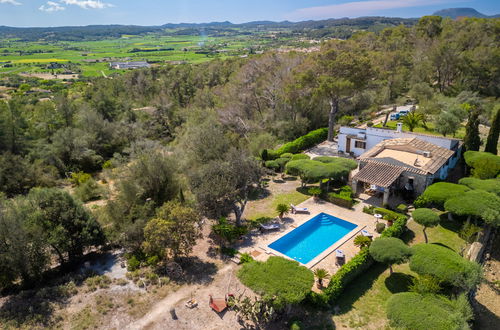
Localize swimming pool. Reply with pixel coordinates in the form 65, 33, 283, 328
268, 212, 357, 265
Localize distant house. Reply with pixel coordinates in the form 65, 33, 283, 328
338, 125, 462, 204
109, 61, 151, 70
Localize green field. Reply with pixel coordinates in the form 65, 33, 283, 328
0, 32, 293, 77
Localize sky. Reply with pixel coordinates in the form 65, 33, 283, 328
0, 0, 499, 27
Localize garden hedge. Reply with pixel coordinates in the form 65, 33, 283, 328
266, 128, 328, 159
458, 177, 500, 196
326, 186, 354, 208
387, 292, 473, 330
410, 243, 482, 290
414, 182, 470, 209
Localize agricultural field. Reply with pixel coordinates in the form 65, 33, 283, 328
0, 31, 297, 77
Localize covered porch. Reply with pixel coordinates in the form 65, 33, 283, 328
351, 161, 405, 207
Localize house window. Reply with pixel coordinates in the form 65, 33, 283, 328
355, 141, 366, 149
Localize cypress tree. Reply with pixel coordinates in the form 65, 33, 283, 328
464, 107, 481, 152
484, 107, 500, 155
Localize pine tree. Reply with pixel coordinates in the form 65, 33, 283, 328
464, 106, 481, 152
484, 107, 500, 155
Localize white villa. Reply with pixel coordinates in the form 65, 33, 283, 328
338, 124, 463, 204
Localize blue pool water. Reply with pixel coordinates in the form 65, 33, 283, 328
268, 212, 357, 264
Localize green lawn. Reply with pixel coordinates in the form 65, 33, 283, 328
301, 216, 467, 329
374, 120, 466, 139
245, 190, 310, 221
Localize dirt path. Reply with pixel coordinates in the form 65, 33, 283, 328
128, 264, 239, 330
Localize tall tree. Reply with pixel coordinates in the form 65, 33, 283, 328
304, 45, 372, 141
484, 106, 500, 155
463, 105, 481, 152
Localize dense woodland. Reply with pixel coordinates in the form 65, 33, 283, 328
0, 16, 499, 296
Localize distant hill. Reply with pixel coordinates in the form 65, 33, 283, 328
432, 8, 500, 19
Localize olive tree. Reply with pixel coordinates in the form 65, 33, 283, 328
412, 208, 440, 243
369, 237, 412, 274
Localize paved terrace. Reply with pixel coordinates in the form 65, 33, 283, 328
237, 197, 381, 282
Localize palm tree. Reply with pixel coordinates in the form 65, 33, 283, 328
276, 204, 289, 220
313, 268, 331, 288
402, 112, 424, 132
354, 235, 372, 249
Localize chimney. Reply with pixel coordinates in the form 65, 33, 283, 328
396, 122, 403, 133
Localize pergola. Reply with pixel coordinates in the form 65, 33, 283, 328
351, 161, 404, 205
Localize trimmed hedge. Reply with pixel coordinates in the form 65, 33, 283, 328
308, 212, 408, 307
414, 182, 470, 210
326, 186, 354, 208
266, 128, 328, 159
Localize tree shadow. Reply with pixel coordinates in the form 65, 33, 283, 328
334, 262, 386, 315
439, 217, 463, 233
471, 299, 500, 329
430, 242, 455, 251
175, 256, 218, 285
400, 228, 416, 244
0, 284, 71, 327
384, 272, 414, 293
248, 187, 271, 201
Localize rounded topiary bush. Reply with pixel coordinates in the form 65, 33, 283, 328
291, 154, 310, 161
416, 182, 470, 209
412, 208, 440, 243
410, 243, 482, 290
387, 292, 473, 330
369, 237, 412, 273
265, 160, 280, 171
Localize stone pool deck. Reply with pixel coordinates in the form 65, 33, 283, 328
237, 197, 381, 277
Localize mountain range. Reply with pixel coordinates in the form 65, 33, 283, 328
432, 8, 500, 19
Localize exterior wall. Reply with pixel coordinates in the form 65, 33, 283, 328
338, 126, 461, 157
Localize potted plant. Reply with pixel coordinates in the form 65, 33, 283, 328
308, 187, 322, 201
313, 268, 330, 288
276, 204, 289, 220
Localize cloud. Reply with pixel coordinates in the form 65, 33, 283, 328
0, 0, 22, 5
60, 0, 114, 10
39, 1, 65, 12
286, 0, 463, 20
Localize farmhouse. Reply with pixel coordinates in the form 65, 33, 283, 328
338, 124, 462, 204
109, 61, 151, 69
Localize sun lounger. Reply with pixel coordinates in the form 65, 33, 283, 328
361, 230, 373, 239
290, 204, 309, 214
260, 223, 280, 232
335, 250, 345, 266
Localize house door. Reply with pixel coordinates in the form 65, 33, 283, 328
346, 137, 351, 153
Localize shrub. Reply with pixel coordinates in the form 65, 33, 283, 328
322, 248, 373, 303
458, 222, 482, 243
238, 256, 314, 309
464, 150, 500, 179
375, 222, 386, 233
265, 160, 280, 171
354, 235, 371, 249
291, 154, 310, 161
213, 217, 248, 245
444, 190, 500, 226
286, 158, 356, 187
381, 216, 407, 238
290, 320, 302, 330
412, 208, 440, 243
70, 171, 92, 186
373, 207, 401, 221
127, 256, 141, 271
74, 178, 105, 202
459, 177, 500, 196
410, 243, 482, 290
275, 157, 290, 171
369, 237, 412, 274
313, 268, 331, 287
409, 275, 441, 294
338, 115, 354, 126
387, 293, 473, 330
240, 253, 254, 264
363, 205, 375, 215
221, 247, 238, 257
415, 182, 470, 209
327, 186, 354, 208
308, 187, 322, 197
395, 204, 407, 213
269, 128, 328, 158
280, 153, 294, 159
276, 203, 290, 218
146, 255, 159, 267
